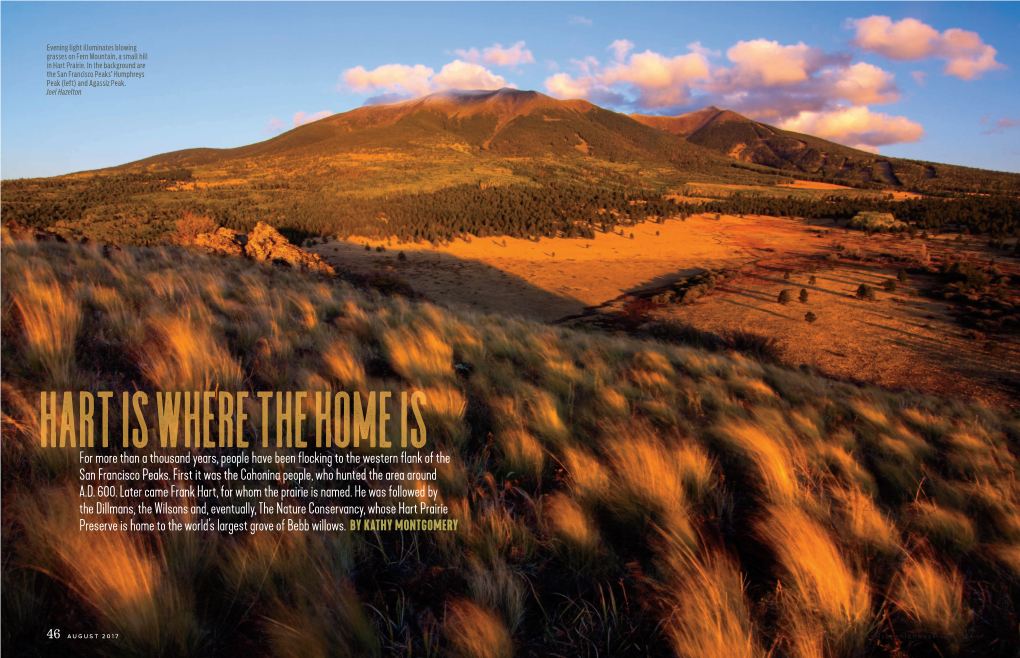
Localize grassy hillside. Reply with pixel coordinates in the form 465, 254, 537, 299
3, 234, 1020, 657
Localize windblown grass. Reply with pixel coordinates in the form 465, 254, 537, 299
2, 235, 1019, 657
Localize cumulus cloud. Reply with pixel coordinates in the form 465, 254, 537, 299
547, 39, 900, 121
341, 60, 509, 100
544, 45, 710, 110
713, 39, 841, 89
543, 37, 924, 148
263, 117, 286, 135
343, 63, 434, 97
432, 60, 510, 90
456, 41, 534, 67
569, 16, 593, 26
819, 62, 900, 105
293, 111, 332, 127
849, 15, 1005, 80
779, 106, 924, 151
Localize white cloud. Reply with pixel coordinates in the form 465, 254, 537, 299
849, 15, 1005, 80
343, 63, 435, 97
820, 62, 900, 105
431, 60, 510, 90
779, 106, 925, 151
341, 59, 509, 100
456, 41, 535, 67
544, 44, 710, 110
543, 37, 923, 148
569, 16, 593, 26
713, 39, 839, 89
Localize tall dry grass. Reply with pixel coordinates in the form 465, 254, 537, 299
892, 555, 967, 637
3, 237, 1020, 656
758, 506, 873, 655
656, 539, 764, 658
445, 599, 513, 658
11, 271, 82, 387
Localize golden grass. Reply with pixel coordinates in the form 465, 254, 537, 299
4, 238, 1020, 656
141, 310, 244, 392
497, 428, 544, 480
892, 555, 967, 637
758, 506, 873, 653
544, 492, 600, 561
320, 340, 366, 389
658, 547, 765, 658
21, 487, 193, 651
382, 327, 453, 386
445, 598, 513, 658
714, 419, 802, 505
11, 271, 81, 387
604, 430, 696, 545
908, 501, 977, 553
831, 486, 900, 557
560, 446, 611, 505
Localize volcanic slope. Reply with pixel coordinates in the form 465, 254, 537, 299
632, 106, 1020, 194
123, 88, 721, 173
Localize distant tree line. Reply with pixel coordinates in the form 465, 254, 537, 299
686, 193, 1020, 236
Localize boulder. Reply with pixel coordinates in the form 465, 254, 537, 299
215, 226, 248, 246
194, 231, 245, 257
244, 222, 334, 275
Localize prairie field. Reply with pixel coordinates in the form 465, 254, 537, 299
309, 212, 1020, 407
3, 232, 1020, 657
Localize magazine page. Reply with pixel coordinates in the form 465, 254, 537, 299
2, 2, 1020, 656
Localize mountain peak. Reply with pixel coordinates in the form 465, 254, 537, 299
390, 88, 593, 119
629, 106, 749, 135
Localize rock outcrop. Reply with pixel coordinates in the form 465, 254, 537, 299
194, 227, 246, 257
245, 222, 334, 275
194, 221, 334, 275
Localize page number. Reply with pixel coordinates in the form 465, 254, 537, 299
47, 629, 60, 639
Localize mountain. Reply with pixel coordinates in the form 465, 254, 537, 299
631, 106, 1018, 192
125, 88, 718, 172
630, 106, 748, 137
4, 89, 1018, 248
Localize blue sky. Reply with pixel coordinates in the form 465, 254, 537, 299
2, 2, 1018, 178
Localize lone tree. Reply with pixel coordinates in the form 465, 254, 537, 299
856, 284, 876, 301
883, 279, 897, 292
808, 275, 817, 285
397, 251, 407, 261
898, 269, 909, 283
799, 288, 809, 303
784, 271, 791, 280
778, 289, 793, 304
805, 311, 817, 323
